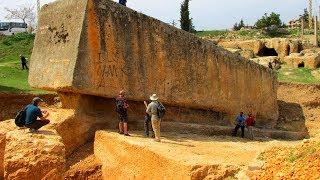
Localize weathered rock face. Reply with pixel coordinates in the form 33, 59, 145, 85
29, 0, 278, 123
0, 121, 18, 178
218, 40, 264, 55
283, 53, 320, 69
4, 129, 65, 180
218, 38, 302, 60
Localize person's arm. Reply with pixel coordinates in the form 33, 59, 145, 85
144, 101, 148, 108
37, 109, 49, 120
41, 110, 49, 119
146, 104, 152, 115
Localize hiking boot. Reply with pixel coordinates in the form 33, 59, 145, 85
124, 133, 130, 136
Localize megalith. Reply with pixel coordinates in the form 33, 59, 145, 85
29, 0, 278, 126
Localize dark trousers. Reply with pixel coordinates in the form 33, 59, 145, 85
25, 120, 50, 130
144, 114, 153, 136
232, 124, 245, 138
22, 63, 28, 70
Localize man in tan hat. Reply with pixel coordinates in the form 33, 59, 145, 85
146, 94, 162, 142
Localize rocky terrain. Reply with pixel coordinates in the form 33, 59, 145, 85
0, 82, 318, 179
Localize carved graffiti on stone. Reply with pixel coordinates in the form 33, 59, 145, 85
98, 51, 126, 87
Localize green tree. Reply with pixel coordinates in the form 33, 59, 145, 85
255, 12, 282, 29
233, 19, 245, 31
302, 8, 309, 23
180, 0, 195, 32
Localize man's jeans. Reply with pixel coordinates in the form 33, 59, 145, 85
232, 124, 245, 138
144, 114, 154, 136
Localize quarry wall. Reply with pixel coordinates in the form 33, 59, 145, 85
29, 0, 278, 125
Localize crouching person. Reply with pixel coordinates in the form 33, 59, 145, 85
25, 97, 50, 133
146, 94, 165, 142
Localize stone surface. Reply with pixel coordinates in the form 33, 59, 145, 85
240, 49, 255, 59
283, 53, 320, 69
4, 129, 65, 180
94, 131, 304, 179
251, 56, 279, 68
29, 0, 278, 123
218, 38, 302, 59
218, 40, 263, 55
94, 131, 245, 179
0, 120, 18, 178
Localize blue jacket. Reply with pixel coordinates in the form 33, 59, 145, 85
236, 115, 246, 126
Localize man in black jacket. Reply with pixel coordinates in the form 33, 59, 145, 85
119, 0, 127, 6
20, 54, 29, 70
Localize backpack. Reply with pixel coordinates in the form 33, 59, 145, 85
116, 99, 125, 113
157, 102, 166, 119
15, 107, 27, 127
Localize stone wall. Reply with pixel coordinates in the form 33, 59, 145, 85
29, 0, 278, 125
218, 38, 302, 59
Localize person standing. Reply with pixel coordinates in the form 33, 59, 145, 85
246, 113, 255, 140
268, 61, 273, 70
24, 97, 50, 132
143, 100, 154, 137
146, 94, 163, 142
115, 90, 130, 136
20, 54, 29, 70
119, 0, 127, 6
232, 112, 246, 138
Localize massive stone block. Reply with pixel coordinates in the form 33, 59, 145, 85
29, 0, 278, 123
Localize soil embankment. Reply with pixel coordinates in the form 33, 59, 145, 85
277, 83, 320, 136
0, 93, 56, 121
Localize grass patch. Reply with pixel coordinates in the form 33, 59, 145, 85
196, 30, 229, 38
0, 33, 47, 94
277, 67, 320, 84
196, 28, 317, 40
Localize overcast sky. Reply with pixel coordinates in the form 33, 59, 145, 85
0, 0, 315, 30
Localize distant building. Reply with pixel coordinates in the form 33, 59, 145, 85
288, 18, 302, 29
0, 22, 27, 36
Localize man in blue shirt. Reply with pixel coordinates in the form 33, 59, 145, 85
232, 112, 246, 138
24, 97, 50, 132
119, 0, 127, 6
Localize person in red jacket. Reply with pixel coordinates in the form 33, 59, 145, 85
246, 113, 255, 140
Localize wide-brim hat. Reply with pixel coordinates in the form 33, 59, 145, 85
149, 94, 159, 101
